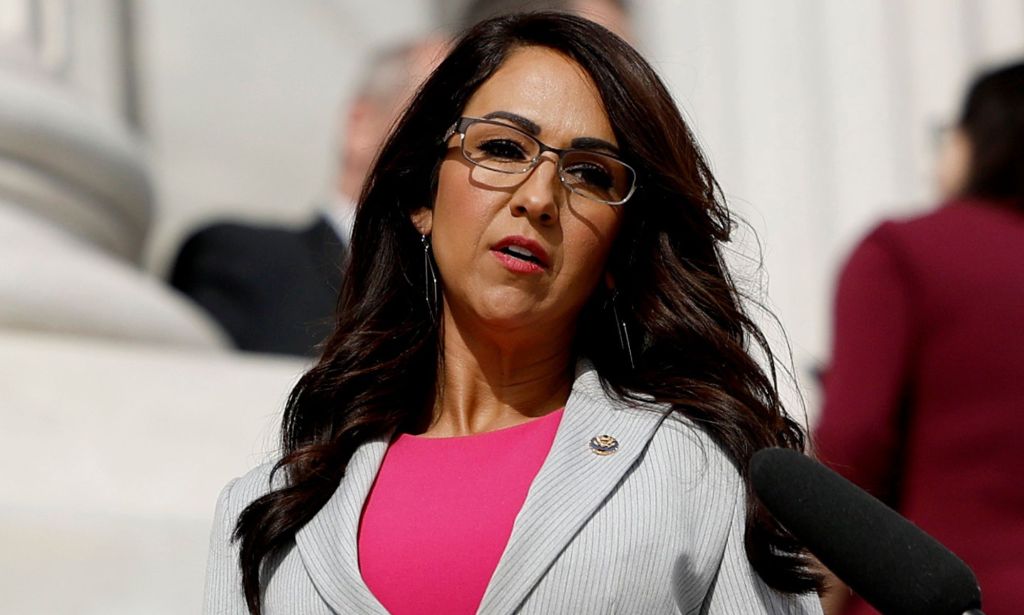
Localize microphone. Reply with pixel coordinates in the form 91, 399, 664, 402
750, 447, 983, 615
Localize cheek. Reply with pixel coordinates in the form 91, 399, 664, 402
566, 210, 623, 268
559, 211, 623, 298
431, 162, 493, 269
433, 161, 469, 219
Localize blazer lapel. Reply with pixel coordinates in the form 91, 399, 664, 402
477, 362, 670, 613
294, 435, 391, 614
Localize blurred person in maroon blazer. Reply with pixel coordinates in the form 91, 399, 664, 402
816, 60, 1024, 615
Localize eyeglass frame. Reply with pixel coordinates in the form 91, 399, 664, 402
442, 116, 639, 206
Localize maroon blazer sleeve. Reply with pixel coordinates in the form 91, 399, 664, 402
814, 224, 917, 503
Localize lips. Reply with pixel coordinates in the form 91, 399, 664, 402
491, 235, 551, 269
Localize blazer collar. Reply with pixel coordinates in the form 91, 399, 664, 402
294, 360, 669, 614
477, 362, 669, 613
294, 434, 391, 613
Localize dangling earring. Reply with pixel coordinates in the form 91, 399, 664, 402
610, 289, 635, 369
422, 234, 439, 321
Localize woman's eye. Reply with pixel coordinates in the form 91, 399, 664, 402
478, 139, 529, 160
565, 162, 614, 189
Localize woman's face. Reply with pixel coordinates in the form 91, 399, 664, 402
935, 126, 971, 200
415, 46, 625, 336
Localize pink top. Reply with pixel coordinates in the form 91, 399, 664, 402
358, 408, 564, 614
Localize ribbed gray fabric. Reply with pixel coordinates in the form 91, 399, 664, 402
203, 363, 822, 614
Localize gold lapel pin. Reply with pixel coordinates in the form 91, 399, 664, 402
589, 435, 619, 456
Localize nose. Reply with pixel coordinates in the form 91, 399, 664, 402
508, 154, 560, 225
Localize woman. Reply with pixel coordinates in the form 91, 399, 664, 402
816, 61, 1024, 615
205, 13, 822, 614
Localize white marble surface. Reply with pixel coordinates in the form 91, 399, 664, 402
0, 330, 307, 613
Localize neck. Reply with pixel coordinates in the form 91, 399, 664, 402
424, 303, 576, 438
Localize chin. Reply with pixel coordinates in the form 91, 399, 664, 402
472, 303, 539, 330
461, 289, 543, 327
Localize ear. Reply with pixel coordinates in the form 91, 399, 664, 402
410, 207, 433, 235
604, 271, 616, 291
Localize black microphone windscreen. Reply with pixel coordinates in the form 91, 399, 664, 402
750, 448, 981, 615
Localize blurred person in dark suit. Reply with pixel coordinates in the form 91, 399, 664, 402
170, 39, 446, 357
816, 60, 1024, 615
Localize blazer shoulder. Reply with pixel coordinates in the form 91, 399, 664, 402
572, 365, 743, 496
646, 412, 745, 501
211, 462, 285, 536
660, 412, 740, 467
205, 461, 283, 614
221, 461, 284, 515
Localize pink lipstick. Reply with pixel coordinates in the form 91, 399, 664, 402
491, 235, 550, 274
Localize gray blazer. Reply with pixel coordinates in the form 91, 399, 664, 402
204, 363, 822, 614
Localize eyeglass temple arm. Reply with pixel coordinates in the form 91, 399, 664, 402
441, 122, 460, 143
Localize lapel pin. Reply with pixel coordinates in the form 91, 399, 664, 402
589, 435, 619, 456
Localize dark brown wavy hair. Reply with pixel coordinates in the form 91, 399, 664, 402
958, 59, 1024, 208
234, 12, 820, 613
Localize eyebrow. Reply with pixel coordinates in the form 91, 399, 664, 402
481, 110, 621, 155
570, 136, 620, 155
482, 111, 540, 135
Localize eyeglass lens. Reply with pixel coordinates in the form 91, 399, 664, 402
460, 120, 635, 204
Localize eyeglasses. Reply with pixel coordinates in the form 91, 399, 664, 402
443, 117, 638, 205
